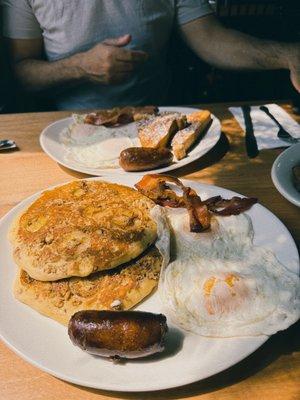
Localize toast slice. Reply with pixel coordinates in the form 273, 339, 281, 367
186, 109, 211, 124
171, 110, 212, 160
159, 112, 187, 130
138, 113, 186, 149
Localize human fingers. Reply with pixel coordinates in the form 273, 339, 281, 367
115, 48, 149, 63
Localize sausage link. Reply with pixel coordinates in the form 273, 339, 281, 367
68, 310, 168, 359
119, 147, 173, 171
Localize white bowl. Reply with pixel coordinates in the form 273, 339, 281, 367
271, 143, 300, 207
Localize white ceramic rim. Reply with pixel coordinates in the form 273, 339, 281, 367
0, 177, 298, 392
39, 107, 221, 176
271, 144, 300, 207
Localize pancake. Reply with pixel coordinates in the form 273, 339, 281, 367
14, 246, 162, 325
9, 180, 157, 281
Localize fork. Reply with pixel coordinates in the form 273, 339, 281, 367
259, 106, 300, 144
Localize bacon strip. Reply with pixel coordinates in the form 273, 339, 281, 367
84, 106, 158, 127
183, 188, 210, 232
202, 196, 222, 207
135, 174, 184, 208
135, 174, 257, 233
135, 174, 210, 232
205, 196, 258, 215
84, 108, 122, 126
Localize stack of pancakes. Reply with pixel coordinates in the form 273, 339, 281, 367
10, 180, 163, 325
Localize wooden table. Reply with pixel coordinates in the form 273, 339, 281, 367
0, 102, 299, 400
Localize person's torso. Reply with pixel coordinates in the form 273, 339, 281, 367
29, 0, 176, 109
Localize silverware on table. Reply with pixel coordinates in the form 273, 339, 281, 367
0, 139, 17, 151
241, 105, 259, 158
259, 105, 300, 144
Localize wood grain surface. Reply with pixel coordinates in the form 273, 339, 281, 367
0, 102, 299, 400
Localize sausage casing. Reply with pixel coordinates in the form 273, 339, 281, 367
68, 310, 168, 359
119, 147, 173, 172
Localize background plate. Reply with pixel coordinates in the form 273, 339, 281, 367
271, 143, 300, 207
40, 107, 221, 176
0, 176, 298, 392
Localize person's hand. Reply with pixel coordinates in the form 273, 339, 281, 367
78, 34, 148, 84
288, 45, 300, 93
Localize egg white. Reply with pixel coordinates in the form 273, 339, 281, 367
60, 118, 139, 169
159, 209, 300, 337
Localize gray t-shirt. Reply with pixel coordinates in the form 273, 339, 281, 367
3, 0, 212, 110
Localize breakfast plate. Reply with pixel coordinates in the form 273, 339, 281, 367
0, 175, 299, 392
40, 107, 221, 176
271, 143, 300, 207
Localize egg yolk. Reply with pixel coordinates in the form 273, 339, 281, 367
203, 274, 248, 315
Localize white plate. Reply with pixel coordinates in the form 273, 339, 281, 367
271, 143, 300, 207
40, 107, 221, 176
0, 176, 298, 392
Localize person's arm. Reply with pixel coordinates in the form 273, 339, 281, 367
179, 15, 300, 92
7, 34, 148, 92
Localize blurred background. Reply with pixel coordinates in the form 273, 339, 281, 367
0, 0, 300, 113
169, 0, 300, 106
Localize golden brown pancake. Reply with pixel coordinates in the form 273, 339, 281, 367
9, 180, 157, 281
14, 246, 162, 325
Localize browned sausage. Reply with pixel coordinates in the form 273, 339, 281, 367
68, 310, 168, 359
119, 147, 173, 172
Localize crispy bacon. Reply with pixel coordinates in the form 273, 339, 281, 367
205, 196, 258, 215
135, 174, 257, 233
183, 188, 210, 232
135, 174, 211, 232
135, 174, 184, 208
202, 196, 222, 207
84, 106, 158, 127
84, 108, 121, 126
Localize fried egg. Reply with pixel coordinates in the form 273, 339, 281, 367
159, 208, 300, 337
61, 116, 139, 169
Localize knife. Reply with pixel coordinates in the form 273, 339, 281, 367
242, 105, 259, 158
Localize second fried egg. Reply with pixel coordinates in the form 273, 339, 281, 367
159, 209, 300, 337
